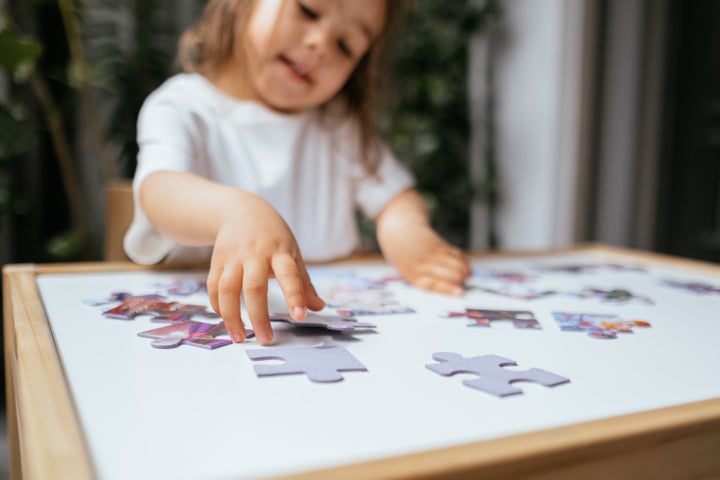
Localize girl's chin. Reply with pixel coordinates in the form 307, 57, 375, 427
260, 96, 308, 113
259, 91, 314, 112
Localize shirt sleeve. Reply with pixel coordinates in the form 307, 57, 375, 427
123, 84, 198, 265
354, 142, 415, 219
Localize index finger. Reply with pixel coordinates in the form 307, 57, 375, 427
271, 254, 308, 320
242, 260, 273, 345
216, 265, 248, 343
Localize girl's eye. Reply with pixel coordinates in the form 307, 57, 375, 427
337, 40, 353, 57
298, 2, 319, 20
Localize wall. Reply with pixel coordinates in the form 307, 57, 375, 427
470, 0, 593, 251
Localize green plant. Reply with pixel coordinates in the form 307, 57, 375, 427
1, 0, 176, 261
2, 2, 101, 260
85, 0, 176, 178
0, 26, 41, 224
383, 0, 502, 249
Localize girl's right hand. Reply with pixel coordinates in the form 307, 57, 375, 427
206, 195, 325, 345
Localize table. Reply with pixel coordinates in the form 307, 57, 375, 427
4, 245, 720, 479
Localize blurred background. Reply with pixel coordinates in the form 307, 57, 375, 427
0, 0, 719, 475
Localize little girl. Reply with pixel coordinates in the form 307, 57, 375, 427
124, 0, 471, 345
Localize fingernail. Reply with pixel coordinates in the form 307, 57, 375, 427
257, 331, 271, 345
453, 287, 465, 297
230, 331, 245, 343
293, 306, 306, 319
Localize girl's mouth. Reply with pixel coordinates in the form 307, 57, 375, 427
279, 55, 312, 84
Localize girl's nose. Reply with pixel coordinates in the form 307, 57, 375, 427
303, 24, 331, 58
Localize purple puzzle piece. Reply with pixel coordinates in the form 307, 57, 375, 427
440, 309, 541, 329
246, 345, 367, 382
269, 312, 375, 332
138, 320, 253, 350
426, 352, 570, 397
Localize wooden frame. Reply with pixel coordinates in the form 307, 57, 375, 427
104, 180, 134, 262
4, 245, 720, 479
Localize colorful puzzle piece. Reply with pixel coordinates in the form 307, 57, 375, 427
325, 286, 415, 316
538, 262, 646, 274
269, 312, 376, 331
440, 309, 541, 329
103, 297, 218, 321
568, 288, 653, 305
425, 352, 570, 397
661, 279, 720, 295
309, 268, 415, 316
83, 292, 163, 307
153, 278, 207, 296
246, 345, 367, 382
138, 320, 246, 349
335, 306, 415, 316
474, 285, 556, 300
469, 268, 534, 284
552, 312, 651, 339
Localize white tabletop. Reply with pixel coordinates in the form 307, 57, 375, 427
37, 250, 720, 479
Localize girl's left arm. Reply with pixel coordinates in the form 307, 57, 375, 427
376, 189, 471, 296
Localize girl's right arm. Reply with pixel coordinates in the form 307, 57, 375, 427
139, 170, 325, 345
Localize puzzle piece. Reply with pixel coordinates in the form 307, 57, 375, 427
425, 352, 570, 397
552, 312, 650, 339
335, 306, 415, 316
269, 312, 375, 331
103, 297, 218, 321
469, 268, 534, 284
440, 309, 541, 329
246, 345, 367, 382
568, 288, 653, 305
83, 292, 163, 307
308, 268, 415, 316
152, 278, 207, 296
661, 279, 720, 295
138, 320, 250, 349
538, 262, 646, 274
474, 285, 556, 300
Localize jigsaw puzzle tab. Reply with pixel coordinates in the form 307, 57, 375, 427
425, 352, 570, 397
246, 345, 367, 382
269, 312, 375, 332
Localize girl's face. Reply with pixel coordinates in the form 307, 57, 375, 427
217, 0, 386, 112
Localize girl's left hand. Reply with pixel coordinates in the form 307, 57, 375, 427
376, 189, 471, 296
383, 225, 471, 296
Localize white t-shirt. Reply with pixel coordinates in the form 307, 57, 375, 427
123, 73, 414, 265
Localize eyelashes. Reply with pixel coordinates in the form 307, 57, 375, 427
297, 1, 355, 58
298, 1, 318, 20
337, 40, 352, 57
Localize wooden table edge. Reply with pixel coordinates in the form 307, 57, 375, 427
4, 264, 96, 479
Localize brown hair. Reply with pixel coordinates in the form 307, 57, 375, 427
178, 0, 411, 175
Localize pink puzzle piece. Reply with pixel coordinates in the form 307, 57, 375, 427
103, 296, 218, 321
426, 352, 570, 397
138, 320, 250, 350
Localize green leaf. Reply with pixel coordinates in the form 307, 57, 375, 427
0, 104, 35, 156
0, 29, 43, 76
46, 230, 82, 260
